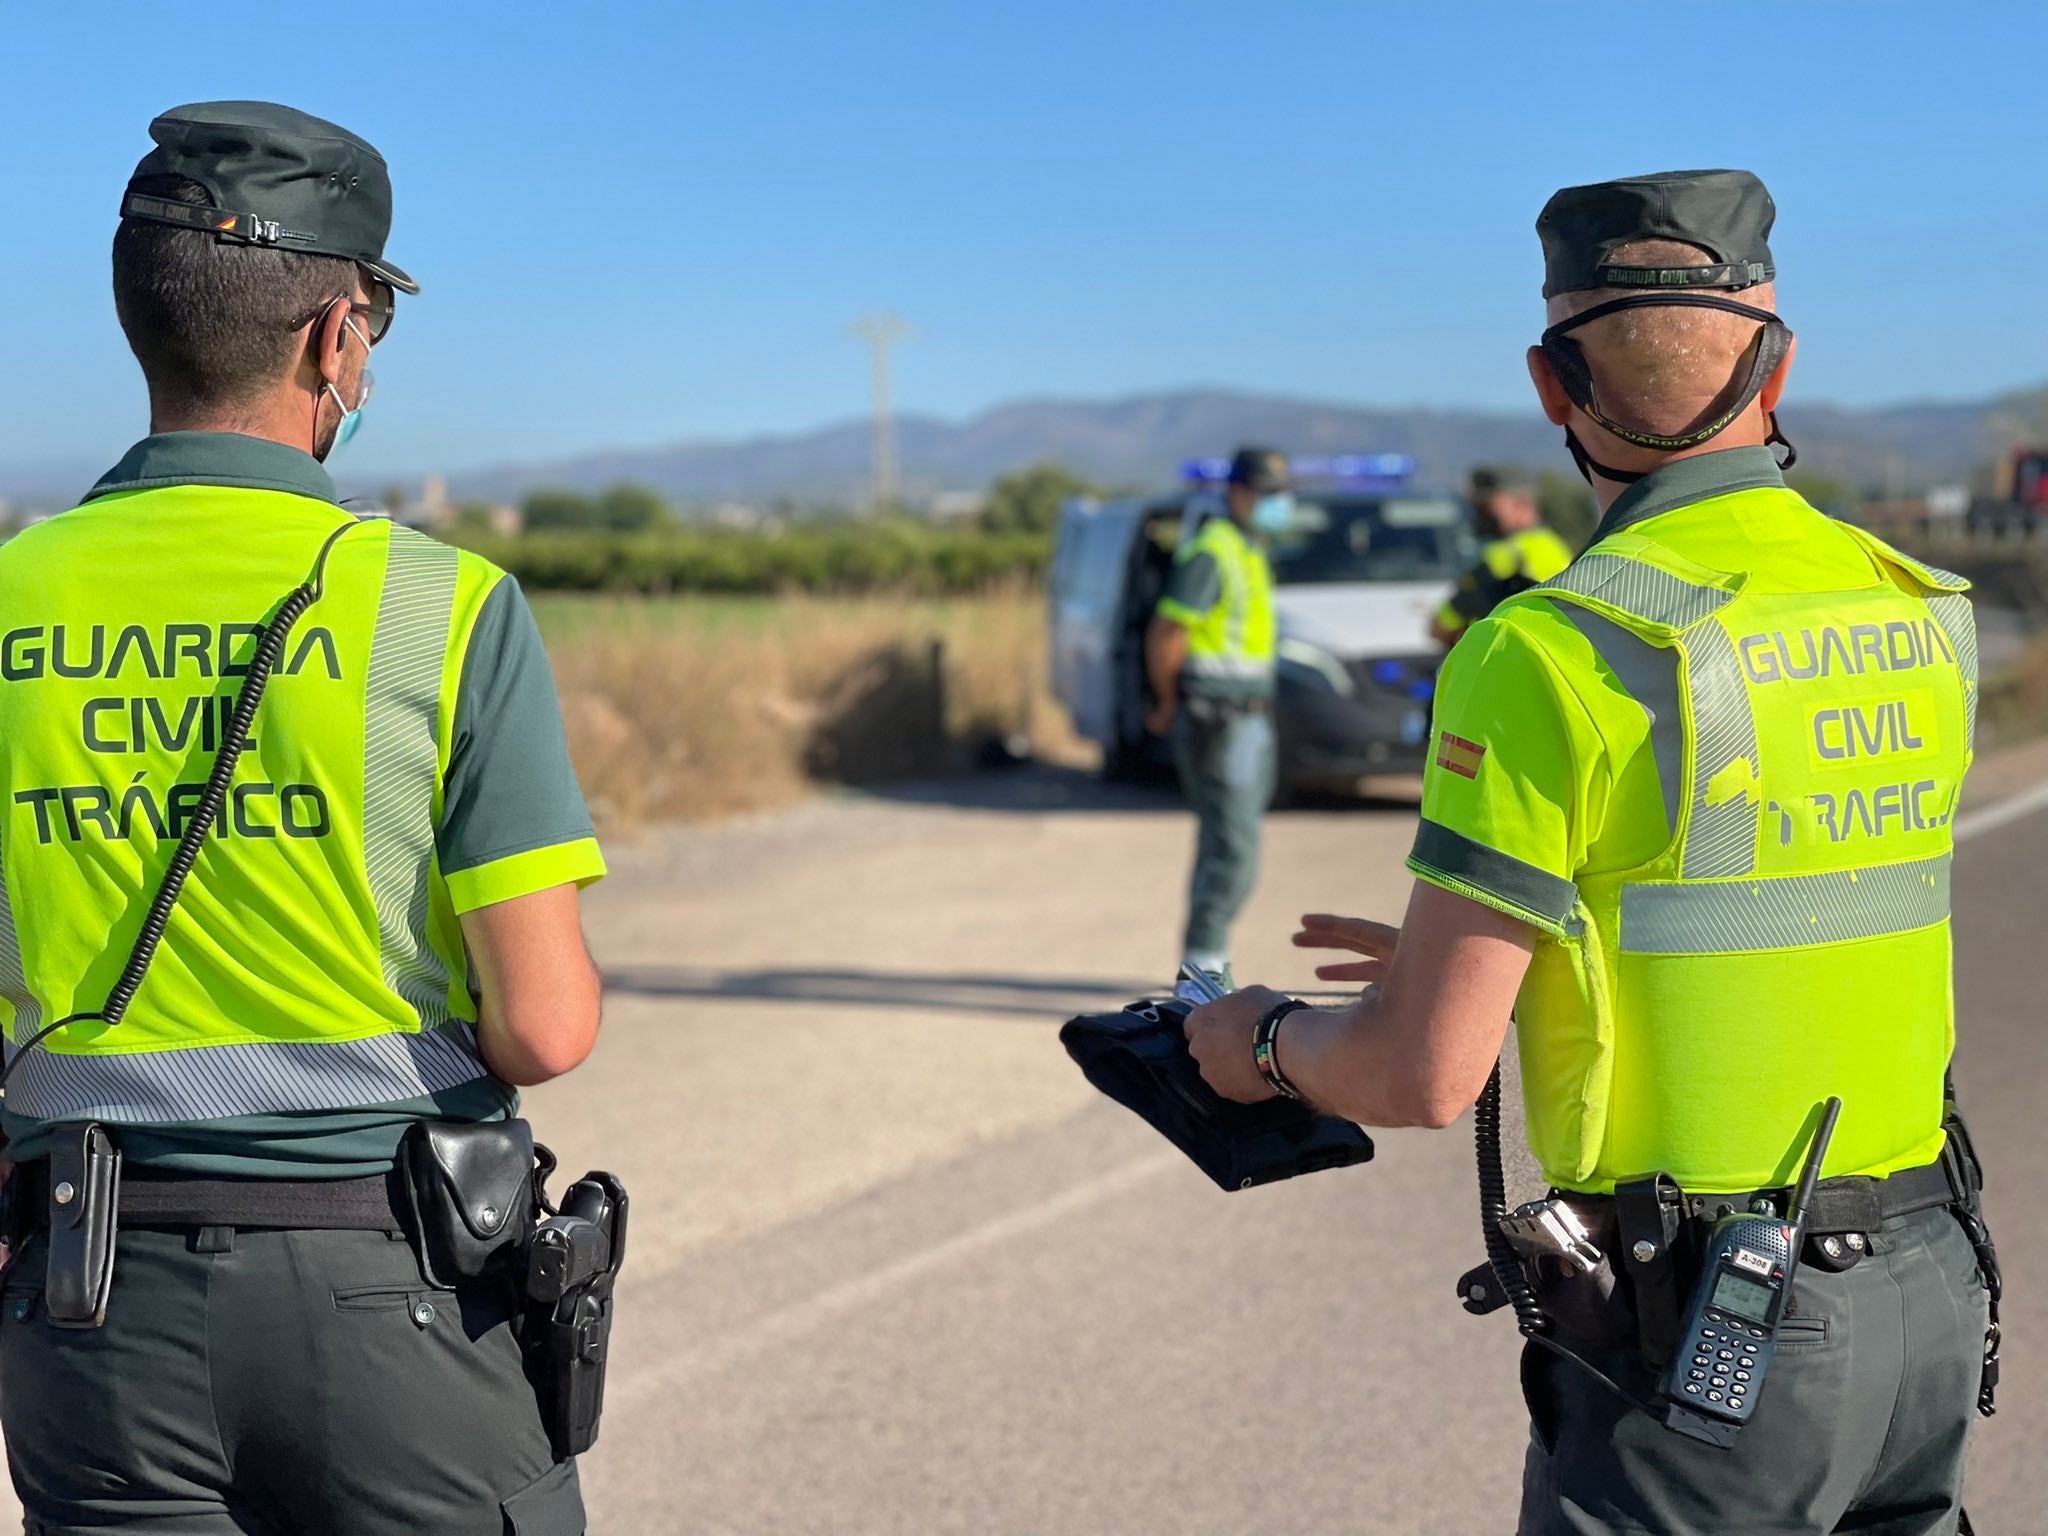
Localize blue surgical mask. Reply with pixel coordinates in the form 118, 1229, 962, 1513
317, 317, 374, 462
1251, 491, 1295, 535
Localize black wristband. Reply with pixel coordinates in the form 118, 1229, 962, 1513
1252, 999, 1311, 1101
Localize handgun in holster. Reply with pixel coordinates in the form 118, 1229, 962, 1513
527, 1171, 629, 1459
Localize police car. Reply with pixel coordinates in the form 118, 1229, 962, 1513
1049, 455, 1475, 789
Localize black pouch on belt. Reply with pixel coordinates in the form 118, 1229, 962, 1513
401, 1120, 544, 1288
45, 1122, 121, 1329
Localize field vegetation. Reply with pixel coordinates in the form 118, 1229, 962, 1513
534, 585, 1087, 826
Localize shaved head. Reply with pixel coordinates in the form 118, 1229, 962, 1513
1545, 239, 1779, 440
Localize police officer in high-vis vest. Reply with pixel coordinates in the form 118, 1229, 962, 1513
1145, 447, 1287, 982
1184, 171, 1996, 1533
1431, 468, 1573, 648
0, 104, 604, 1533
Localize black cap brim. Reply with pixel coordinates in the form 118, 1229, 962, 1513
362, 255, 418, 296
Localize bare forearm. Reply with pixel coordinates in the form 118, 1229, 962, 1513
1276, 992, 1470, 1129
1145, 619, 1187, 708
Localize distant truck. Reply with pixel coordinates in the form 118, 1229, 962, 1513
1967, 447, 2048, 538
1048, 455, 1473, 791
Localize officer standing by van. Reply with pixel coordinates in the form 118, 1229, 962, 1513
1183, 171, 1995, 1533
1145, 447, 1291, 982
1430, 468, 1573, 647
0, 103, 604, 1533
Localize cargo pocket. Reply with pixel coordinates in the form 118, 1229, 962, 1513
502, 1458, 585, 1536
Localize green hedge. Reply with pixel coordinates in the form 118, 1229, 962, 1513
448, 525, 1053, 595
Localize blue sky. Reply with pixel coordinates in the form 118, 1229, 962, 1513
9, 1, 2048, 482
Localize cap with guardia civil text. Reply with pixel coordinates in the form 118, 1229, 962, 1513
1227, 447, 1291, 494
1536, 169, 1774, 299
120, 101, 418, 295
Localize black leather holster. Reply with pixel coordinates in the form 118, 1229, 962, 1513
45, 1122, 121, 1329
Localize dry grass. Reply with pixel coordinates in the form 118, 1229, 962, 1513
537, 585, 1089, 827
1983, 635, 2048, 749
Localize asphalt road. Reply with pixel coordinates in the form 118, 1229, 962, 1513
553, 750, 2048, 1535
0, 750, 2033, 1532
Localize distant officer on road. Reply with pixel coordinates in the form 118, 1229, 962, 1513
1431, 468, 1573, 647
0, 102, 605, 1533
1144, 447, 1290, 982
1183, 170, 1997, 1534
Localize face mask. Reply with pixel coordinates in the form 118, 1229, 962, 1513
316, 316, 374, 462
1251, 491, 1295, 535
1541, 292, 1797, 486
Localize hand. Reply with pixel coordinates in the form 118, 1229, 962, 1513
1183, 984, 1289, 1104
1144, 698, 1178, 737
1291, 912, 1400, 984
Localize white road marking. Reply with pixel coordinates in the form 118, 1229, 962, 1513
1954, 777, 2048, 843
614, 1149, 1181, 1400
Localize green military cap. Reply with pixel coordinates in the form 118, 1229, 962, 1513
120, 101, 418, 294
1227, 447, 1291, 494
1536, 169, 1773, 299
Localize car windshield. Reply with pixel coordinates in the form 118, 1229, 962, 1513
1266, 494, 1474, 585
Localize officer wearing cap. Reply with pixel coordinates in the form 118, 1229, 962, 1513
0, 103, 603, 1532
1145, 447, 1290, 982
1430, 467, 1573, 648
1184, 171, 1995, 1532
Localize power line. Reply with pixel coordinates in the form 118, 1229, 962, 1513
851, 312, 911, 512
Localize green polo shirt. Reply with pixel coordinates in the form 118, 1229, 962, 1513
0, 433, 603, 1177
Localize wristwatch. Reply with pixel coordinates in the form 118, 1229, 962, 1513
1251, 999, 1311, 1101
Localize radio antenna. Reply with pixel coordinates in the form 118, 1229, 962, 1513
1785, 1096, 1842, 1227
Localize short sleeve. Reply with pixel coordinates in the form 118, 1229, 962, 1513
438, 578, 606, 913
1407, 612, 1608, 935
1156, 551, 1221, 627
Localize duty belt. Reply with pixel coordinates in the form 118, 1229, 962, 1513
6, 1161, 407, 1237
1570, 1157, 1956, 1236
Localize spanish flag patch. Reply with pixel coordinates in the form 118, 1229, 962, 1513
1435, 731, 1486, 780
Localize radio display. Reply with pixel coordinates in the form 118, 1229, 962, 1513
1710, 1267, 1778, 1324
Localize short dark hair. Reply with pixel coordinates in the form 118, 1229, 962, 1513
111, 174, 359, 412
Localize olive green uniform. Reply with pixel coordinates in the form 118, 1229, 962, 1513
0, 435, 600, 1535
1156, 516, 1278, 959
1417, 449, 1985, 1534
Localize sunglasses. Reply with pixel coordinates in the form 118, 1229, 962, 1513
351, 277, 398, 343
294, 275, 398, 345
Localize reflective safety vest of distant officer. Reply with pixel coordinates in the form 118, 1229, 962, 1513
1144, 446, 1286, 983
1431, 468, 1573, 647
1181, 170, 1998, 1536
0, 103, 604, 1536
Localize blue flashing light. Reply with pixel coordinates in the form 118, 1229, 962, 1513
1370, 659, 1407, 686
1408, 678, 1437, 703
1181, 452, 1417, 486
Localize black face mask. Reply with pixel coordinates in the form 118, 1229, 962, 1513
1542, 293, 1798, 486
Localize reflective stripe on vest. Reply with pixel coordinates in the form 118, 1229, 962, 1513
1505, 512, 1973, 1191
0, 494, 502, 1125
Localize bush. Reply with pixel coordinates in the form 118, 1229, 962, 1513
451, 523, 1053, 596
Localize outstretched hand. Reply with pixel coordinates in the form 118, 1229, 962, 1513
1291, 912, 1400, 984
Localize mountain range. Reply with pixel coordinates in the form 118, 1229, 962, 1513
436, 386, 2037, 507
5, 385, 2040, 511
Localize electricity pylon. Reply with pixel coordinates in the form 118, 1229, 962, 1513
852, 311, 911, 512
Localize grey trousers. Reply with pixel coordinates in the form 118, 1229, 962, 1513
1518, 1204, 1987, 1536
1173, 705, 1277, 956
0, 1224, 583, 1535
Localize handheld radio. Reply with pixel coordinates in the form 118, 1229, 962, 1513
1659, 1096, 1841, 1439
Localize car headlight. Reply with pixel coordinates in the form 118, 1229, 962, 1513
1276, 637, 1354, 697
